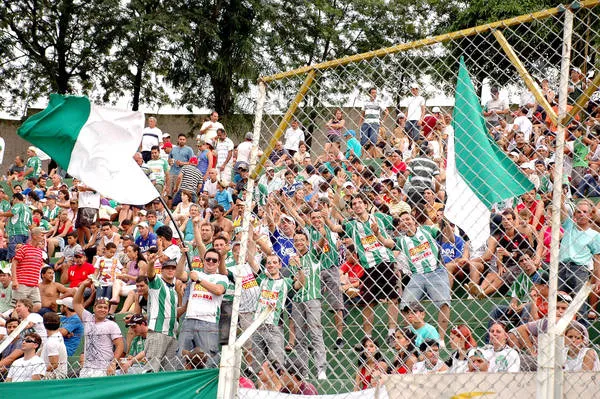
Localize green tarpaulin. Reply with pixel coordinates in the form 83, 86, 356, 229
1, 369, 219, 399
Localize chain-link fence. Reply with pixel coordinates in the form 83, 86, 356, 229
231, 2, 600, 397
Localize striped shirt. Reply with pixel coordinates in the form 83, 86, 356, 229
179, 164, 203, 193
147, 276, 178, 337
6, 203, 32, 237
407, 157, 439, 190
344, 213, 395, 269
395, 225, 441, 274
306, 225, 339, 269
255, 274, 293, 325
290, 250, 322, 302
25, 156, 41, 178
362, 99, 385, 124
14, 244, 44, 287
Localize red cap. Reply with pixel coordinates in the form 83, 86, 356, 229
189, 157, 198, 165
162, 142, 173, 149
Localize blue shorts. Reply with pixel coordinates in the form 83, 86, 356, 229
401, 267, 451, 308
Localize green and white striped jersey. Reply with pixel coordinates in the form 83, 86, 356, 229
147, 276, 178, 337
7, 202, 32, 237
306, 225, 339, 269
290, 250, 322, 302
344, 213, 395, 269
395, 225, 441, 274
255, 274, 293, 325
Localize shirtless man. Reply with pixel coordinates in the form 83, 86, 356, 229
39, 267, 72, 315
211, 205, 233, 235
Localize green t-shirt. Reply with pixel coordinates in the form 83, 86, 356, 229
255, 273, 293, 325
306, 225, 339, 269
0, 200, 11, 213
6, 202, 32, 237
25, 156, 41, 178
572, 137, 589, 168
128, 335, 146, 357
290, 250, 322, 303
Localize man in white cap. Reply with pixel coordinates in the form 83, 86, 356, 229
405, 83, 426, 143
23, 146, 42, 179
135, 221, 158, 253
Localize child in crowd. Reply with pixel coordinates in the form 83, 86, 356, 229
93, 242, 123, 311
402, 302, 440, 347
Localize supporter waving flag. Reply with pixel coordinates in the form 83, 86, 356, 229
17, 94, 159, 205
446, 58, 534, 249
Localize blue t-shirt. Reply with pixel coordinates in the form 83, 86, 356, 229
345, 137, 362, 158
169, 145, 194, 175
270, 228, 296, 268
411, 323, 440, 347
439, 235, 466, 264
60, 314, 84, 356
135, 232, 158, 253
22, 187, 45, 199
216, 189, 233, 211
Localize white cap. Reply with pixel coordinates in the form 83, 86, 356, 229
432, 106, 441, 113
138, 221, 149, 228
56, 297, 74, 309
343, 181, 355, 189
397, 112, 406, 119
410, 83, 419, 89
162, 132, 170, 138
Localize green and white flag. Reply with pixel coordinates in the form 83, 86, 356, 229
17, 94, 159, 205
446, 58, 534, 249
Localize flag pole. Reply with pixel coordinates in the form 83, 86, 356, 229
156, 194, 192, 271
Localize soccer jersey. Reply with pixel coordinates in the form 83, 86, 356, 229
147, 276, 178, 337
185, 272, 228, 323
344, 213, 395, 269
255, 274, 293, 325
306, 225, 339, 269
224, 263, 260, 313
7, 202, 32, 236
396, 225, 441, 274
290, 251, 322, 303
25, 156, 41, 178
43, 205, 60, 221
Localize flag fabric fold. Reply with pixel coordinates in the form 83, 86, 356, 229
17, 94, 159, 205
446, 58, 534, 249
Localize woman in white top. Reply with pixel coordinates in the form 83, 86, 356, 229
484, 322, 520, 372
173, 190, 193, 225
563, 322, 600, 371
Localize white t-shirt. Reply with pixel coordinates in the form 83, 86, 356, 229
513, 115, 533, 142
185, 272, 229, 323
482, 345, 520, 372
216, 138, 235, 167
284, 127, 305, 152
236, 141, 253, 164
163, 244, 182, 262
7, 355, 46, 382
141, 127, 163, 152
41, 331, 68, 378
406, 95, 425, 121
198, 121, 224, 142
203, 179, 218, 197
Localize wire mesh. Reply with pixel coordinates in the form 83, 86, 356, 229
243, 3, 600, 397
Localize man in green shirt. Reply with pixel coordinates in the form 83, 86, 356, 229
290, 230, 327, 379
252, 254, 303, 374
0, 193, 32, 259
121, 314, 148, 374
146, 146, 170, 195
23, 146, 42, 179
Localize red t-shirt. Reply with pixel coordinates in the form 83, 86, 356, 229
391, 161, 407, 174
67, 262, 96, 287
516, 200, 545, 231
340, 261, 365, 283
14, 244, 45, 287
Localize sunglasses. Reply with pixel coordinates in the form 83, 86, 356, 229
23, 338, 37, 344
96, 297, 110, 303
204, 257, 219, 264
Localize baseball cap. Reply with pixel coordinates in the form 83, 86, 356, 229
571, 66, 582, 74
237, 162, 249, 171
245, 132, 253, 140
138, 221, 149, 228
397, 112, 406, 119
122, 235, 134, 241
343, 181, 355, 189
162, 259, 178, 269
28, 146, 37, 153
557, 292, 573, 304
410, 83, 419, 89
56, 297, 74, 309
280, 214, 296, 224
126, 314, 147, 327
402, 302, 425, 312
318, 165, 330, 174
189, 157, 198, 165
432, 106, 441, 113
162, 142, 173, 149
162, 132, 171, 138
467, 348, 487, 359
74, 249, 86, 257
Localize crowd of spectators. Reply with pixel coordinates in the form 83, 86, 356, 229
1, 72, 600, 392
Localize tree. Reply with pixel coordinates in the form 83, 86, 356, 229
0, 0, 122, 113
100, 0, 174, 111
165, 0, 261, 116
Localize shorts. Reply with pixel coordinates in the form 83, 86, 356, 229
360, 262, 400, 303
400, 267, 451, 309
327, 134, 342, 143
11, 285, 41, 305
76, 207, 98, 228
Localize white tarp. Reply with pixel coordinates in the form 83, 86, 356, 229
239, 387, 389, 399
